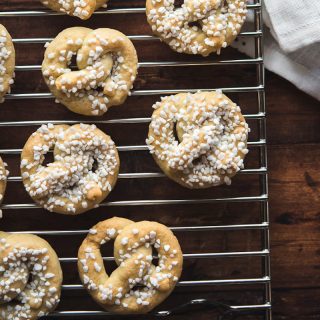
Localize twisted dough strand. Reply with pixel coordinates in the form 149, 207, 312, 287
21, 123, 120, 215
42, 27, 138, 116
40, 0, 108, 19
146, 0, 247, 56
78, 217, 183, 314
0, 157, 8, 218
146, 91, 250, 188
0, 24, 15, 103
0, 233, 62, 320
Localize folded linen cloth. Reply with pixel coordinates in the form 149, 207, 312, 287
232, 0, 320, 101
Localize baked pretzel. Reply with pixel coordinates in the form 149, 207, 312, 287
40, 0, 108, 20
0, 24, 15, 103
0, 232, 62, 320
0, 157, 8, 217
146, 0, 247, 56
21, 123, 120, 215
42, 27, 138, 116
146, 91, 250, 188
78, 217, 183, 314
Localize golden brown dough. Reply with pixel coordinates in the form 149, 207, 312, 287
146, 0, 247, 56
42, 27, 138, 116
21, 123, 120, 215
0, 232, 63, 320
0, 24, 15, 102
146, 91, 250, 188
0, 157, 8, 217
78, 217, 183, 314
40, 0, 108, 19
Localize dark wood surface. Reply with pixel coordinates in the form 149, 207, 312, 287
267, 73, 320, 319
1, 1, 320, 320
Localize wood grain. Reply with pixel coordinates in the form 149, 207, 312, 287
1, 1, 320, 320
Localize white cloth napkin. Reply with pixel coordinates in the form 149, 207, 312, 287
232, 0, 320, 101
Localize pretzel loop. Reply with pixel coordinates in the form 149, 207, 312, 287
40, 0, 109, 20
146, 91, 250, 188
0, 157, 8, 209
0, 233, 62, 320
21, 124, 120, 215
42, 27, 138, 116
78, 217, 183, 314
146, 0, 247, 56
0, 24, 15, 103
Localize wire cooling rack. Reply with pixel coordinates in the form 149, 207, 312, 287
0, 1, 271, 319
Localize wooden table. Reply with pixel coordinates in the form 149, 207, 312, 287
267, 71, 320, 320
1, 1, 319, 319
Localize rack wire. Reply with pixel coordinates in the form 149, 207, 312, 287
0, 1, 271, 319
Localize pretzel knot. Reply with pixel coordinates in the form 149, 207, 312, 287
146, 0, 247, 56
0, 232, 62, 320
0, 24, 15, 103
40, 0, 109, 20
0, 157, 8, 210
42, 27, 138, 116
146, 91, 250, 188
78, 217, 183, 314
21, 123, 120, 215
